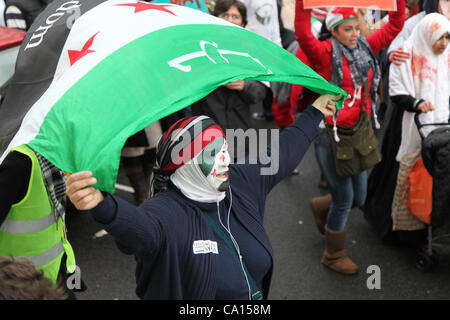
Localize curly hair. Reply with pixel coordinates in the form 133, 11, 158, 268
0, 256, 68, 300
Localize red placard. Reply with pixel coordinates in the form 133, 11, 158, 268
304, 0, 396, 11
0, 27, 26, 51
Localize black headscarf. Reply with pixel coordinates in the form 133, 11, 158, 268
421, 0, 439, 14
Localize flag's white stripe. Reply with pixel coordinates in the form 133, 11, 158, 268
1, 1, 240, 163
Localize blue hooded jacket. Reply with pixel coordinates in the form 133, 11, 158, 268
89, 106, 324, 299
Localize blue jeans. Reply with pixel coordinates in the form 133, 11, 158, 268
314, 129, 368, 231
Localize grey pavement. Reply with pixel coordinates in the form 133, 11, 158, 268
68, 108, 450, 300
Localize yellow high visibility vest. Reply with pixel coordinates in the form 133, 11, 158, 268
0, 145, 76, 284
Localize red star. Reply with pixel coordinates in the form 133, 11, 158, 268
68, 32, 99, 66
115, 2, 176, 15
211, 169, 217, 178
220, 154, 226, 163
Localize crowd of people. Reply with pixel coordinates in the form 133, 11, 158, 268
0, 0, 449, 300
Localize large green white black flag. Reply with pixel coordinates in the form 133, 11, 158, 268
0, 0, 346, 192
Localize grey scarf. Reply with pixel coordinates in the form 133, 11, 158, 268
331, 36, 381, 114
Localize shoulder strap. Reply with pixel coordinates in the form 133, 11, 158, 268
202, 212, 263, 300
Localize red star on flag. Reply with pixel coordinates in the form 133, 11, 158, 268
68, 32, 99, 66
115, 2, 176, 15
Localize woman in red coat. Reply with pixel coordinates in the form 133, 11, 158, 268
295, 0, 405, 275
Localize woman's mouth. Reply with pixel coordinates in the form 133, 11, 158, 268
216, 172, 228, 179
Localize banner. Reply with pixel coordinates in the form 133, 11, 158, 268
152, 0, 208, 13
304, 0, 396, 11
0, 0, 346, 193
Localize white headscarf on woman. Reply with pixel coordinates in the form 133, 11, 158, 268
389, 13, 450, 162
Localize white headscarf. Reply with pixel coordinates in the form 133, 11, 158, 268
389, 13, 450, 161
170, 157, 226, 203
170, 142, 230, 203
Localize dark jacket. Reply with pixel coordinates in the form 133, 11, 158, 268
90, 106, 324, 300
422, 126, 450, 227
191, 81, 266, 132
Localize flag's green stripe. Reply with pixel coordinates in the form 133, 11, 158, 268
29, 24, 346, 192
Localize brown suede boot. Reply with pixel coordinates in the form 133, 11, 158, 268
321, 226, 359, 275
310, 194, 331, 235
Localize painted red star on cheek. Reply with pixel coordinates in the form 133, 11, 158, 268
220, 154, 226, 163
211, 169, 217, 178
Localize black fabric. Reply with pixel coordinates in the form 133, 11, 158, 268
5, 0, 53, 30
159, 111, 187, 132
421, 126, 450, 227
422, 0, 438, 14
364, 100, 431, 246
191, 82, 266, 132
391, 95, 423, 113
121, 155, 143, 169
124, 130, 148, 148
364, 102, 404, 240
59, 254, 87, 298
124, 112, 188, 148
0, 151, 31, 226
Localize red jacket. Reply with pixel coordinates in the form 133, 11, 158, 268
295, 0, 405, 127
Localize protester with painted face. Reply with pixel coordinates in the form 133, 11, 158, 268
66, 93, 339, 300
295, 0, 405, 275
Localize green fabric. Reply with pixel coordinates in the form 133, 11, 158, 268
331, 17, 359, 30
29, 24, 347, 193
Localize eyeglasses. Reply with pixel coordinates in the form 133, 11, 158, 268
219, 13, 242, 21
